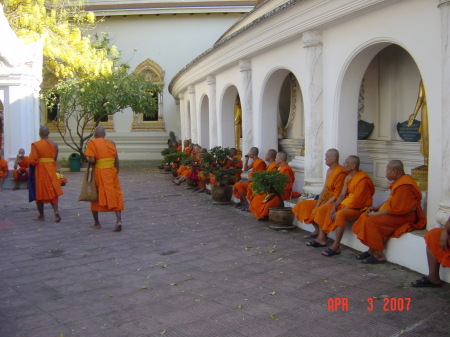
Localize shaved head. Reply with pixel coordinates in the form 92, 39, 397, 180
230, 148, 237, 157
250, 147, 259, 156
326, 148, 339, 161
39, 125, 49, 138
388, 160, 404, 172
266, 149, 277, 161
347, 155, 360, 171
94, 126, 106, 138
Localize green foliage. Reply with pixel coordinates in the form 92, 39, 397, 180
212, 166, 237, 187
180, 156, 196, 166
251, 170, 289, 196
163, 152, 187, 165
207, 146, 237, 186
42, 69, 161, 160
210, 146, 230, 163
161, 147, 177, 157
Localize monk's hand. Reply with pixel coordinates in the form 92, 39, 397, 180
439, 229, 450, 251
330, 207, 337, 221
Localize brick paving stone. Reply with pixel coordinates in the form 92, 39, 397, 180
0, 167, 449, 337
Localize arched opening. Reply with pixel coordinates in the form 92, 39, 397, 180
261, 69, 304, 161
220, 85, 239, 148
200, 95, 210, 149
338, 43, 426, 193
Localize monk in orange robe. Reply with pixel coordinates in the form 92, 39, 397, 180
85, 126, 124, 232
308, 155, 374, 257
353, 160, 426, 263
245, 149, 279, 206
173, 145, 201, 185
230, 148, 243, 183
176, 140, 183, 152
411, 216, 450, 287
233, 147, 267, 208
0, 151, 8, 191
175, 140, 193, 178
292, 149, 346, 238
13, 148, 29, 190
29, 126, 63, 222
249, 151, 295, 220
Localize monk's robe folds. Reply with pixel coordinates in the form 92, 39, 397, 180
29, 140, 63, 204
0, 158, 9, 178
353, 174, 426, 251
425, 228, 450, 267
320, 170, 374, 233
233, 157, 267, 199
292, 165, 346, 224
13, 156, 29, 180
85, 138, 124, 212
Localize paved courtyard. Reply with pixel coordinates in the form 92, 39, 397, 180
0, 167, 449, 337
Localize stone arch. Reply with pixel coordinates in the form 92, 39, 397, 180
219, 84, 239, 148
259, 68, 304, 160
132, 58, 165, 131
199, 94, 210, 149
336, 41, 425, 189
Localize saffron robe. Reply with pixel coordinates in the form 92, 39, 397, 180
29, 140, 63, 204
292, 165, 346, 224
352, 174, 426, 251
425, 228, 450, 267
246, 161, 279, 202
249, 164, 295, 219
0, 158, 8, 178
233, 157, 267, 199
13, 156, 29, 180
318, 170, 374, 233
85, 138, 124, 212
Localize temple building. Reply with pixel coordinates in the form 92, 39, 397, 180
168, 0, 450, 281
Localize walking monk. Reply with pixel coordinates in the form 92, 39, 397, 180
13, 148, 29, 190
233, 147, 267, 209
292, 149, 346, 238
249, 152, 295, 221
308, 155, 374, 257
411, 216, 450, 288
353, 160, 426, 263
29, 126, 62, 222
0, 150, 8, 190
85, 126, 124, 232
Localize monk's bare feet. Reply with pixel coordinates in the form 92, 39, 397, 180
54, 213, 61, 223
90, 223, 102, 229
34, 215, 45, 221
113, 222, 122, 232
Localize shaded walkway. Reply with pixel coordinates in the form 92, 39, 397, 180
0, 167, 448, 337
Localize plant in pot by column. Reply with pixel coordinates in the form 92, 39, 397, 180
159, 147, 177, 169
207, 147, 237, 204
251, 170, 296, 230
163, 151, 187, 176
179, 156, 198, 188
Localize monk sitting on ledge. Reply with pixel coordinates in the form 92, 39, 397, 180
353, 160, 426, 264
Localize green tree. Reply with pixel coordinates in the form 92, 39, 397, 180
2, 0, 118, 79
42, 69, 161, 161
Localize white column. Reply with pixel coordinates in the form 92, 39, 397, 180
302, 30, 324, 194
188, 85, 198, 144
239, 60, 253, 155
178, 92, 187, 143
436, 0, 450, 227
207, 75, 217, 148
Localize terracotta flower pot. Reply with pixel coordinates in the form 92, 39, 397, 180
211, 185, 233, 204
164, 164, 171, 172
269, 207, 295, 230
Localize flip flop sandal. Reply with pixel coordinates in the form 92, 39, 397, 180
356, 251, 371, 260
361, 256, 386, 264
322, 248, 341, 257
306, 240, 327, 248
411, 276, 442, 288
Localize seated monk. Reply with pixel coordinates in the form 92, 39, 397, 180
13, 148, 29, 190
292, 148, 346, 239
353, 160, 426, 264
174, 140, 194, 179
411, 216, 450, 288
173, 145, 202, 186
233, 147, 267, 208
196, 148, 211, 193
229, 148, 243, 183
0, 150, 9, 191
176, 140, 183, 152
249, 151, 295, 221
243, 149, 279, 211
307, 155, 374, 257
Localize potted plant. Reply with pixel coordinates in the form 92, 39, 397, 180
179, 156, 198, 188
207, 147, 237, 204
163, 151, 187, 175
251, 170, 295, 229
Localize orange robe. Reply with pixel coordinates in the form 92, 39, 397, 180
425, 228, 450, 267
29, 140, 63, 204
352, 174, 426, 251
231, 156, 243, 182
247, 161, 279, 202
176, 145, 182, 152
292, 165, 346, 224
249, 164, 295, 219
13, 156, 29, 180
233, 157, 267, 199
318, 170, 374, 233
0, 158, 8, 178
85, 138, 124, 212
